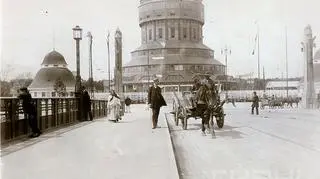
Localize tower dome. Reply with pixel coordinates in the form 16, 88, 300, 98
41, 50, 68, 66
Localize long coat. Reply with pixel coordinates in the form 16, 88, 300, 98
148, 86, 167, 109
252, 95, 259, 107
82, 92, 91, 111
108, 95, 121, 120
18, 92, 36, 115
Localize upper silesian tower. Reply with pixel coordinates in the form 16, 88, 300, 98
123, 0, 225, 92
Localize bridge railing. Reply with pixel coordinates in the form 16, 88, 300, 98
0, 97, 108, 144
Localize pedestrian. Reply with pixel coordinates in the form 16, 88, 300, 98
148, 78, 167, 129
83, 90, 93, 121
251, 91, 259, 115
18, 87, 42, 138
108, 90, 121, 122
124, 96, 132, 113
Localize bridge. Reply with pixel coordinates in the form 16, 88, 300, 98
1, 97, 320, 178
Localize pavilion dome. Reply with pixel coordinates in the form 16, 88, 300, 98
41, 50, 68, 66
29, 50, 75, 89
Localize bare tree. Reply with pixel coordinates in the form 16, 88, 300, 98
10, 72, 34, 91
0, 64, 14, 81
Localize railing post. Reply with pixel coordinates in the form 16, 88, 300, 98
36, 99, 42, 132
92, 100, 96, 119
98, 101, 101, 117
66, 98, 70, 124
10, 99, 18, 140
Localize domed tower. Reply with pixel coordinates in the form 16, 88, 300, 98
28, 50, 76, 97
123, 0, 224, 93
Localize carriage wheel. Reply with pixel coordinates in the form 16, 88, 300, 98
183, 117, 188, 130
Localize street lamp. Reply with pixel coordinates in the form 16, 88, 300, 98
87, 31, 94, 98
221, 46, 231, 99
72, 25, 83, 95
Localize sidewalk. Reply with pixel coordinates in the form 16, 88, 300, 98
1, 104, 179, 179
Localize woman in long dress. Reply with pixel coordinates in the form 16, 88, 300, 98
108, 90, 121, 122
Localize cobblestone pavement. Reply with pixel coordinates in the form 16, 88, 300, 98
1, 104, 179, 179
166, 103, 320, 179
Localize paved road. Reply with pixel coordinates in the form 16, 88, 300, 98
166, 103, 320, 179
1, 104, 179, 179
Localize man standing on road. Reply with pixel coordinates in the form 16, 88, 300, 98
251, 91, 259, 115
148, 78, 167, 129
18, 87, 42, 138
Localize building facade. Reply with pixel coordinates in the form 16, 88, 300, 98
28, 50, 76, 97
123, 0, 225, 93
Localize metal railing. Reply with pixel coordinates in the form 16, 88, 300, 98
0, 97, 108, 144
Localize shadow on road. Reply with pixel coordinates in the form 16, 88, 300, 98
215, 125, 246, 139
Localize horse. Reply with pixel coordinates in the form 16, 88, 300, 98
194, 82, 219, 136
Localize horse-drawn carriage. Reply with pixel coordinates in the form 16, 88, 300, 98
171, 77, 226, 137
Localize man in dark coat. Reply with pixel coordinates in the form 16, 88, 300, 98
148, 78, 167, 129
18, 87, 42, 137
251, 91, 259, 115
82, 90, 93, 121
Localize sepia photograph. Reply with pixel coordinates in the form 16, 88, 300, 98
1, 0, 320, 178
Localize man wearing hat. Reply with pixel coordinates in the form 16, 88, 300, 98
18, 87, 42, 137
148, 78, 167, 129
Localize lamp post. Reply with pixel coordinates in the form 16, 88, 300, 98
72, 25, 83, 95
221, 46, 231, 99
107, 31, 111, 92
87, 31, 94, 98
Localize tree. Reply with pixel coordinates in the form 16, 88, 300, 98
0, 81, 12, 97
54, 78, 66, 97
82, 79, 104, 92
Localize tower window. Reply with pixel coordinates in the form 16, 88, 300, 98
170, 27, 175, 38
183, 28, 187, 39
149, 29, 152, 40
159, 28, 163, 39
193, 28, 196, 39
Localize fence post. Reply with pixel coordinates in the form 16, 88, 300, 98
36, 99, 42, 132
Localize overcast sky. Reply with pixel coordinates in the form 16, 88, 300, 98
1, 0, 320, 80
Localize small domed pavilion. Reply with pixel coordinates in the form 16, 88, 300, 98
28, 50, 76, 97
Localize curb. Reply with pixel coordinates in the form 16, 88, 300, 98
163, 108, 182, 179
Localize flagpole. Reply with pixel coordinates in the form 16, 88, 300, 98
257, 24, 261, 80
107, 31, 111, 92
285, 26, 289, 99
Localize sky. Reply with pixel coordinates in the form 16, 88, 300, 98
1, 0, 320, 81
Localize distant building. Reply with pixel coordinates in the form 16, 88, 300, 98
265, 80, 300, 97
123, 0, 225, 93
28, 50, 76, 97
